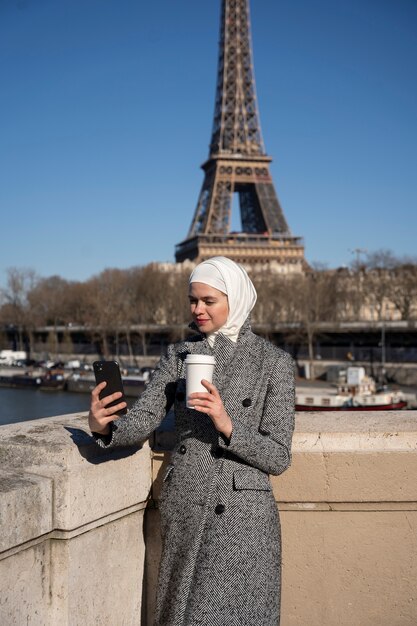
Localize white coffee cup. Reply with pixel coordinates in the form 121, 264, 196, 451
185, 354, 216, 409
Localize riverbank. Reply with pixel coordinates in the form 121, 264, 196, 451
1, 378, 416, 428
0, 364, 148, 398
298, 358, 417, 386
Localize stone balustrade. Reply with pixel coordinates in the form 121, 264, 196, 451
1, 411, 416, 625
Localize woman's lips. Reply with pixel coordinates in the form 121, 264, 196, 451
196, 319, 209, 325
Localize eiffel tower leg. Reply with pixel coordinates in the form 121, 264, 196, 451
208, 175, 233, 234
255, 182, 290, 235
187, 169, 217, 239
188, 162, 233, 238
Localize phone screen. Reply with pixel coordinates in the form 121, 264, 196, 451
93, 360, 127, 414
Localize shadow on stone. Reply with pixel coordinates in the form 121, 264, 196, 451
64, 426, 142, 464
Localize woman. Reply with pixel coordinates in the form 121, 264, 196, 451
89, 256, 295, 626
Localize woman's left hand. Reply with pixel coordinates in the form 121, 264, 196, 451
189, 380, 233, 439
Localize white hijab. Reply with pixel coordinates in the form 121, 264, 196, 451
189, 256, 257, 346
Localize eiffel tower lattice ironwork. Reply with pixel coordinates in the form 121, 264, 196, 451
175, 0, 305, 269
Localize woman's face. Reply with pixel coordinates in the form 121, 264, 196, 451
188, 282, 229, 334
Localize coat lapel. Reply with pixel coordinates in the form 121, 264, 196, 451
181, 319, 262, 410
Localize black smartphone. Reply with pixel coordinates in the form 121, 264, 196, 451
93, 360, 127, 414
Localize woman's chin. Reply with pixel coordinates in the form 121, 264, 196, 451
197, 324, 212, 333
195, 322, 216, 333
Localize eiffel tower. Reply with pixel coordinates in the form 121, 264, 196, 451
175, 0, 305, 270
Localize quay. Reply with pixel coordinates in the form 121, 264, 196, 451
1, 410, 416, 625
0, 365, 148, 397
1, 362, 416, 411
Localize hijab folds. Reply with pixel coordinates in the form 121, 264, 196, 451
189, 256, 257, 346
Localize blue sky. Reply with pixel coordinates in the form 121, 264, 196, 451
1, 0, 416, 287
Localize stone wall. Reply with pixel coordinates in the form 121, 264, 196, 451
1, 411, 417, 625
0, 415, 151, 626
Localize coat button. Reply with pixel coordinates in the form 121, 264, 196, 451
242, 398, 252, 407
215, 504, 225, 515
212, 448, 223, 459
179, 445, 187, 454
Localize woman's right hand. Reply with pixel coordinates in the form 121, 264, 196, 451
88, 381, 127, 435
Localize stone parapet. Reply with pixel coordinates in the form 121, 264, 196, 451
1, 411, 416, 625
0, 414, 151, 626
278, 411, 417, 626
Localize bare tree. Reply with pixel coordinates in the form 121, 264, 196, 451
28, 276, 72, 355
3, 253, 416, 364
365, 249, 398, 271
84, 269, 129, 358
361, 250, 403, 321
388, 262, 417, 321
251, 269, 288, 338
62, 281, 92, 326
0, 268, 39, 352
331, 267, 364, 321
118, 268, 139, 360
164, 267, 192, 340
130, 264, 175, 355
286, 267, 337, 375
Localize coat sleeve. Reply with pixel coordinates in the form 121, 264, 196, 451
92, 344, 178, 449
218, 351, 295, 476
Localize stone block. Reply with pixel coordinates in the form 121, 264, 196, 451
0, 542, 51, 626
0, 470, 52, 553
280, 509, 417, 626
0, 414, 152, 531
274, 410, 417, 504
50, 511, 145, 626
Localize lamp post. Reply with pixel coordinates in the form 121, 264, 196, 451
380, 323, 386, 385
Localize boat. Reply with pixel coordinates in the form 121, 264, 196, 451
0, 368, 66, 391
66, 372, 147, 397
296, 366, 408, 411
0, 362, 150, 396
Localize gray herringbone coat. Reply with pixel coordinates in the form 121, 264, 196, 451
95, 320, 295, 626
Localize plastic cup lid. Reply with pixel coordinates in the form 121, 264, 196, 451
185, 354, 216, 365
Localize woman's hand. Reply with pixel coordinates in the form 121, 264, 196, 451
189, 380, 233, 440
88, 381, 127, 436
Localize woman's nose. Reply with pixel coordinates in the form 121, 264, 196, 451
194, 301, 205, 315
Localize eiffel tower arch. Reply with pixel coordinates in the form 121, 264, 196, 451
175, 0, 306, 271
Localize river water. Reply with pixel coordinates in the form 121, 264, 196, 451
0, 387, 92, 426
0, 387, 141, 426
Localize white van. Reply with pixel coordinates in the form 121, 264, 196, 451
0, 350, 28, 366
